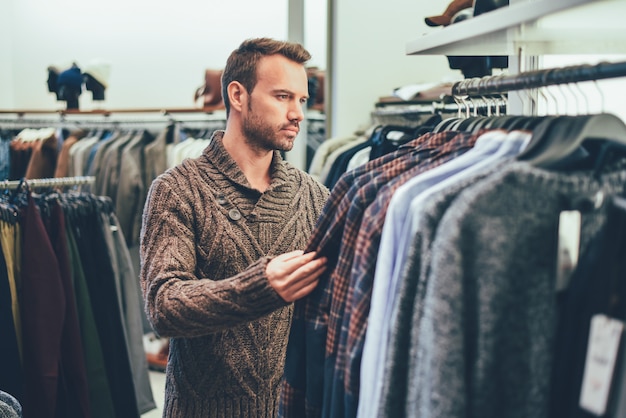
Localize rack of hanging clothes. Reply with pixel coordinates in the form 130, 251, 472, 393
0, 107, 227, 251
279, 59, 626, 418
0, 175, 156, 418
1, 108, 228, 373
309, 98, 471, 189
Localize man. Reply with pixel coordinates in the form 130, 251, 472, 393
139, 38, 330, 417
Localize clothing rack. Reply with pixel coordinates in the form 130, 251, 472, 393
0, 106, 227, 127
0, 113, 227, 134
451, 60, 626, 96
371, 97, 508, 124
372, 101, 458, 116
0, 176, 95, 190
0, 118, 223, 126
0, 106, 224, 117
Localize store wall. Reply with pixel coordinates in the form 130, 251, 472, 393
327, 0, 461, 138
0, 1, 15, 109
2, 0, 310, 111
3, 0, 458, 123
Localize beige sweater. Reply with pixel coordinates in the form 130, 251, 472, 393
140, 131, 329, 417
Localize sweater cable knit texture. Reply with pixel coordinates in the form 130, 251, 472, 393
140, 131, 329, 417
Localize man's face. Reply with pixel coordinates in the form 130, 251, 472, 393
241, 54, 309, 153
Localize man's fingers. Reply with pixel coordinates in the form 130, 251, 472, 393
279, 257, 328, 302
270, 251, 318, 274
288, 279, 320, 302
267, 251, 328, 302
273, 250, 305, 262
292, 259, 327, 288
298, 256, 327, 280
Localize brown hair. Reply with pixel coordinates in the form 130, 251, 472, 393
222, 38, 311, 116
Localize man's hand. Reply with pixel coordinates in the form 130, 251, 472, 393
266, 250, 327, 302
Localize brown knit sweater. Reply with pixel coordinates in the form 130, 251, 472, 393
140, 131, 329, 418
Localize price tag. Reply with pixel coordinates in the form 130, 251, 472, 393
555, 210, 581, 292
579, 314, 624, 416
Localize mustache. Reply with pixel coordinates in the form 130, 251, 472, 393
282, 121, 299, 130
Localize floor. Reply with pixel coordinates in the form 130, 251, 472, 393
141, 370, 166, 417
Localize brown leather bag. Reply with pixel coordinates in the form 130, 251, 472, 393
194, 69, 225, 108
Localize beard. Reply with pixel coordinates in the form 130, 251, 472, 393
241, 100, 298, 153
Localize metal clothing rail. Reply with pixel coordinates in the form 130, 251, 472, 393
0, 110, 226, 133
0, 176, 95, 190
451, 60, 626, 96
0, 106, 224, 117
0, 118, 224, 126
372, 102, 460, 116
0, 114, 228, 132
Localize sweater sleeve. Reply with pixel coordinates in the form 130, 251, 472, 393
139, 174, 289, 338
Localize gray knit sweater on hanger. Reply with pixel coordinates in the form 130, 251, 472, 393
140, 131, 329, 418
403, 161, 626, 418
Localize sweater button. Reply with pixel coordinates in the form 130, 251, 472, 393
228, 209, 242, 221
217, 196, 227, 205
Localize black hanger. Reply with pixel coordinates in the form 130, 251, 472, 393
377, 125, 416, 143
517, 113, 626, 170
456, 116, 481, 132
471, 116, 498, 134
0, 198, 19, 224
483, 115, 515, 130
417, 114, 443, 134
498, 115, 529, 131
469, 115, 496, 131
443, 116, 475, 132
518, 115, 548, 131
504, 116, 534, 131
8, 178, 30, 207
465, 116, 490, 133
432, 116, 461, 133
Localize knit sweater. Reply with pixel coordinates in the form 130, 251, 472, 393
401, 161, 626, 418
140, 131, 329, 418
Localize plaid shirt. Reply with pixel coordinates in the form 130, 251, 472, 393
280, 131, 476, 418
342, 131, 480, 417
279, 132, 433, 418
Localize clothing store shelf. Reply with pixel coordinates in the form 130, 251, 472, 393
406, 0, 626, 56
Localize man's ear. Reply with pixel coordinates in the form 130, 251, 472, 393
227, 81, 246, 113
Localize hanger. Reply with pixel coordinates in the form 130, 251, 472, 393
451, 116, 476, 132
464, 116, 489, 133
516, 113, 626, 170
520, 115, 554, 131
432, 90, 470, 133
432, 116, 460, 133
0, 202, 19, 224
369, 125, 417, 152
8, 178, 30, 208
471, 116, 497, 134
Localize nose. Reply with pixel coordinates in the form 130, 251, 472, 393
288, 101, 305, 123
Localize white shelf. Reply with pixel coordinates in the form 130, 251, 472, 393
406, 0, 626, 56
